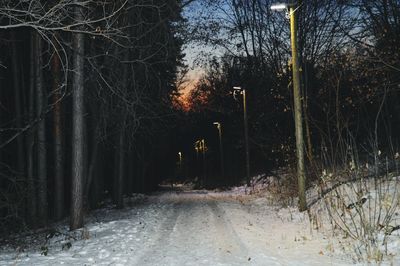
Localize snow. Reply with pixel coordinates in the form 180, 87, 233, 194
0, 177, 398, 265
306, 176, 400, 264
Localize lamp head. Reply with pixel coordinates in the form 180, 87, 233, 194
270, 3, 287, 10
271, 2, 297, 11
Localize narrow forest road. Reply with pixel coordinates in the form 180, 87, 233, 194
1, 185, 352, 265
131, 187, 350, 266
135, 190, 253, 266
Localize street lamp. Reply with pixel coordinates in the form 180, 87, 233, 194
201, 139, 206, 186
194, 140, 201, 180
195, 139, 207, 186
271, 1, 306, 211
194, 142, 199, 160
177, 151, 183, 179
213, 122, 225, 179
178, 151, 182, 167
233, 86, 250, 187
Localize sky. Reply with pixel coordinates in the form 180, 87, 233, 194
178, 1, 225, 102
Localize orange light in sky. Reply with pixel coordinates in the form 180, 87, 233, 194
175, 68, 204, 111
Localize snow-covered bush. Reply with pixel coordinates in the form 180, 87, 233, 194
309, 153, 400, 263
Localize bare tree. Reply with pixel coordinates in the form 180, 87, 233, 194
70, 1, 85, 230
33, 31, 48, 225
51, 34, 64, 221
10, 31, 26, 204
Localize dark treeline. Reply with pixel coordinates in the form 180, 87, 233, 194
1, 0, 400, 235
0, 1, 186, 232
180, 0, 400, 185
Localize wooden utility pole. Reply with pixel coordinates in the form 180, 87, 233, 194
233, 87, 251, 187
290, 5, 307, 211
242, 89, 250, 187
214, 122, 225, 179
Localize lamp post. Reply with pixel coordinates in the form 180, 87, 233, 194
194, 140, 200, 179
195, 142, 199, 162
233, 86, 250, 187
195, 139, 207, 185
201, 139, 206, 186
213, 122, 225, 179
271, 2, 306, 211
178, 151, 182, 176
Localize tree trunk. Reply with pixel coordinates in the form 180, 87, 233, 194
116, 55, 129, 209
11, 32, 26, 218
70, 4, 85, 230
116, 122, 126, 208
113, 137, 119, 203
84, 38, 102, 209
35, 32, 48, 225
51, 36, 64, 221
84, 120, 100, 208
127, 150, 134, 195
26, 30, 37, 223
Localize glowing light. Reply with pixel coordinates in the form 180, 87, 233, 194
270, 3, 287, 11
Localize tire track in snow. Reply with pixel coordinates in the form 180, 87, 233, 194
136, 196, 219, 266
134, 200, 183, 265
135, 193, 252, 266
207, 200, 250, 263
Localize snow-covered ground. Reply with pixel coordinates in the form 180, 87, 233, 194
0, 178, 398, 265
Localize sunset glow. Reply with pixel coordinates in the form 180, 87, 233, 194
175, 67, 204, 111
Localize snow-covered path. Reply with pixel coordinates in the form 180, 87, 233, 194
1, 186, 353, 265
133, 190, 350, 266
135, 192, 253, 266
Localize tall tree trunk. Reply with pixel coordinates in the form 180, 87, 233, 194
116, 121, 126, 208
70, 4, 85, 230
11, 32, 26, 218
116, 56, 129, 209
112, 137, 119, 203
26, 31, 37, 223
84, 38, 101, 209
51, 36, 64, 221
127, 150, 134, 195
35, 32, 48, 225
84, 119, 100, 208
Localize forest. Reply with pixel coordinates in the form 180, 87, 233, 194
0, 0, 187, 231
1, 0, 400, 263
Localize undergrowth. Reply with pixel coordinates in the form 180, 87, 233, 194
308, 149, 400, 263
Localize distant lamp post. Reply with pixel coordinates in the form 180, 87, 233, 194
194, 140, 201, 179
213, 122, 225, 179
177, 151, 183, 180
194, 139, 207, 185
271, 1, 306, 211
194, 142, 199, 161
233, 86, 250, 187
201, 139, 207, 185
